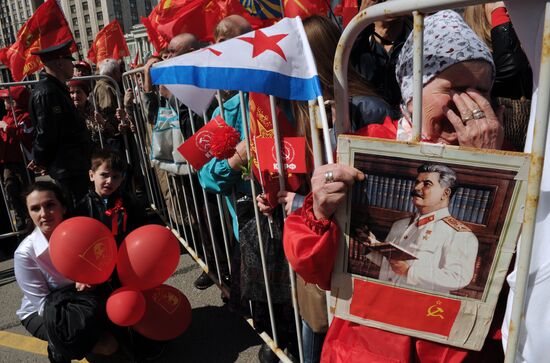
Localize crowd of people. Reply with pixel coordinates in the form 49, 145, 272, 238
0, 1, 541, 362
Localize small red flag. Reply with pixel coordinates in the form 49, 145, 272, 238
350, 279, 461, 337
255, 137, 307, 174
87, 20, 130, 65
0, 0, 76, 81
177, 115, 229, 170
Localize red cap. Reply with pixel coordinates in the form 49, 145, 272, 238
67, 80, 91, 95
0, 86, 30, 109
74, 61, 92, 72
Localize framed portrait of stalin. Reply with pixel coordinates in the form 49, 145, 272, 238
331, 135, 529, 351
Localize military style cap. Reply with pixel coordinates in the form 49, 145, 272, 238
31, 40, 75, 62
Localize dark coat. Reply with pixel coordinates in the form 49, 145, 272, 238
29, 72, 92, 180
73, 189, 147, 245
491, 21, 533, 99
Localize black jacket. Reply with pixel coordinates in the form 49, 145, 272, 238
491, 22, 533, 99
29, 72, 92, 179
350, 19, 413, 108
73, 189, 147, 245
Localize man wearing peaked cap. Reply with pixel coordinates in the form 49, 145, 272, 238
28, 40, 92, 209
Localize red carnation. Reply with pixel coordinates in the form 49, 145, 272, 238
210, 125, 240, 159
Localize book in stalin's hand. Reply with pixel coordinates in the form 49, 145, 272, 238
363, 241, 418, 261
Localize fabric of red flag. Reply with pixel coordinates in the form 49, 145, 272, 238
283, 0, 329, 18
130, 50, 140, 69
144, 0, 274, 44
0, 0, 76, 81
255, 137, 307, 174
140, 16, 169, 52
87, 20, 130, 65
177, 115, 230, 170
333, 0, 358, 27
248, 92, 303, 207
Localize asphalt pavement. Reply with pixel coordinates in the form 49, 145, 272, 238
0, 243, 263, 362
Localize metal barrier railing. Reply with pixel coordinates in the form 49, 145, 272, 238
335, 1, 550, 362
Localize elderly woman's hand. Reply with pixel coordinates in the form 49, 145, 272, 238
311, 164, 365, 220
445, 89, 504, 150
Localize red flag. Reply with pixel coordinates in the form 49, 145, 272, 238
87, 20, 130, 64
283, 0, 329, 18
334, 0, 358, 27
141, 16, 169, 52
130, 50, 140, 69
350, 279, 461, 337
255, 137, 307, 174
0, 0, 76, 81
177, 115, 229, 169
144, 0, 274, 44
248, 92, 304, 207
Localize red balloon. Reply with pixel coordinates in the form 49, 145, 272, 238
106, 287, 146, 326
117, 225, 180, 290
133, 284, 192, 341
50, 217, 117, 284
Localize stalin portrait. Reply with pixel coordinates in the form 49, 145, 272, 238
360, 163, 479, 294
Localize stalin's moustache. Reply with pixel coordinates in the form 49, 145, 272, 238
411, 190, 423, 198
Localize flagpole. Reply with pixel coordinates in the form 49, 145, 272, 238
279, 0, 285, 17
269, 95, 304, 363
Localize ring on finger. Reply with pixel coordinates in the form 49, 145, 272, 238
461, 114, 474, 124
472, 109, 485, 119
324, 170, 334, 183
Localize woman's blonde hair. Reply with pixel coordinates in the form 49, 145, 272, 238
463, 5, 492, 50
292, 15, 379, 169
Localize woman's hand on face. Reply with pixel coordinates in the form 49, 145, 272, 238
256, 194, 272, 216
277, 191, 296, 216
75, 282, 92, 291
445, 89, 504, 150
311, 164, 365, 220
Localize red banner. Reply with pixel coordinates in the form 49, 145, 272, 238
248, 92, 304, 207
142, 0, 274, 45
87, 20, 130, 64
255, 137, 307, 174
0, 0, 76, 81
350, 279, 461, 337
177, 115, 228, 169
283, 0, 329, 18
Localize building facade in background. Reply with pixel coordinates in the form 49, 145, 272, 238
59, 0, 156, 59
0, 0, 156, 81
0, 0, 44, 81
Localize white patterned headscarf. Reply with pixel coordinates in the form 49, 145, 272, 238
395, 10, 495, 107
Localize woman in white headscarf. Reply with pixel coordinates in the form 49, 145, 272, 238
283, 10, 506, 363
359, 10, 504, 148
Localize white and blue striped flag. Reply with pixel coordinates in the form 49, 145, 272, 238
150, 17, 322, 114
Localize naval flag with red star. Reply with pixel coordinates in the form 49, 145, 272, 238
149, 17, 322, 114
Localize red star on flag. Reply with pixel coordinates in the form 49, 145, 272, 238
200, 47, 222, 56
239, 30, 288, 61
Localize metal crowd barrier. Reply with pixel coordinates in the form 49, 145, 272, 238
335, 1, 550, 363
108, 1, 550, 361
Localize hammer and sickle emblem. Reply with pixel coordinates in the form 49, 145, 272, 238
427, 300, 445, 319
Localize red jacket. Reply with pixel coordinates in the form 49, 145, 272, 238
283, 118, 504, 362
0, 109, 33, 164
